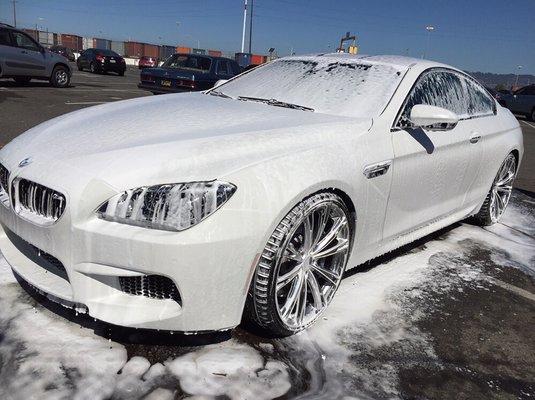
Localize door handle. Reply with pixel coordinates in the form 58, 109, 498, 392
21, 50, 28, 54
363, 160, 392, 179
469, 134, 481, 144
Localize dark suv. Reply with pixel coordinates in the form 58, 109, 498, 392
0, 23, 71, 87
77, 48, 126, 75
501, 85, 535, 121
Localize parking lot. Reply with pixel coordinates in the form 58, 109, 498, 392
0, 67, 534, 399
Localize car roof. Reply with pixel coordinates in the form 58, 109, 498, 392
172, 53, 236, 62
282, 53, 459, 73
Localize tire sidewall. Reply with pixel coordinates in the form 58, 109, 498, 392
251, 193, 353, 336
51, 66, 70, 88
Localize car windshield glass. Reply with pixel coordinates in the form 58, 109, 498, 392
98, 49, 119, 57
163, 55, 212, 72
219, 57, 407, 117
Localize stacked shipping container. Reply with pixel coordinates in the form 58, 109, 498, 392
159, 45, 175, 60
124, 42, 145, 58
61, 34, 83, 51
176, 46, 191, 54
111, 41, 125, 56
94, 38, 111, 50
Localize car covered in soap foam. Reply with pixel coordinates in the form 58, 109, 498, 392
0, 54, 523, 336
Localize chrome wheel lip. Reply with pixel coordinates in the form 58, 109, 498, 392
274, 201, 350, 330
489, 154, 516, 223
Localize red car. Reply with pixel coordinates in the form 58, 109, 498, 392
138, 56, 158, 69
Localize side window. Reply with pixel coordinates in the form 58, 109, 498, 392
11, 31, 40, 52
523, 86, 535, 96
0, 29, 11, 46
230, 61, 241, 75
397, 70, 467, 128
217, 60, 230, 75
464, 78, 495, 117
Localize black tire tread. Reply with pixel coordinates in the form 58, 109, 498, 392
245, 192, 350, 337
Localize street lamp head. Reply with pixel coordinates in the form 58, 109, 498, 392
426, 25, 435, 31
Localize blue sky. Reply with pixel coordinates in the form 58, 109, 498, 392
1, 0, 533, 74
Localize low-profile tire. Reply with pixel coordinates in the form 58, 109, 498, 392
119, 71, 125, 76
530, 108, 535, 122
89, 62, 97, 74
245, 192, 353, 337
50, 66, 70, 88
77, 63, 83, 71
13, 77, 31, 85
472, 153, 516, 226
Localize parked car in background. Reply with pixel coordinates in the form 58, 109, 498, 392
76, 48, 126, 75
0, 54, 522, 337
49, 45, 75, 62
500, 85, 535, 121
138, 53, 240, 94
485, 87, 507, 106
0, 23, 71, 87
138, 56, 158, 69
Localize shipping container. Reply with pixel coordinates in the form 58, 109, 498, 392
111, 41, 125, 56
53, 33, 60, 46
176, 46, 191, 54
208, 49, 222, 57
144, 44, 159, 58
61, 34, 83, 51
82, 37, 93, 50
124, 41, 145, 58
251, 54, 266, 65
38, 31, 54, 46
94, 38, 111, 50
22, 29, 38, 42
235, 52, 252, 67
191, 48, 206, 55
159, 45, 175, 60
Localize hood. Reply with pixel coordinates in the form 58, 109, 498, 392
1, 92, 370, 191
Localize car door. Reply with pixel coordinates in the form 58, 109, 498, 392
9, 30, 46, 77
383, 69, 481, 241
0, 27, 16, 75
516, 86, 535, 114
79, 49, 90, 68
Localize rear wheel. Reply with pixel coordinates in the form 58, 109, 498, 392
472, 153, 516, 226
119, 70, 125, 76
89, 62, 97, 73
246, 192, 353, 337
50, 66, 70, 88
13, 77, 31, 85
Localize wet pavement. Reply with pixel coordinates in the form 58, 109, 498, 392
0, 190, 534, 400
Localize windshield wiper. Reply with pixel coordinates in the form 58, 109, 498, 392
208, 90, 232, 99
237, 96, 314, 112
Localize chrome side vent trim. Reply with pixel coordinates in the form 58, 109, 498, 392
12, 179, 66, 225
0, 163, 10, 207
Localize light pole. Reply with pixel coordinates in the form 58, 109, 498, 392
514, 65, 523, 88
423, 25, 434, 59
241, 0, 248, 53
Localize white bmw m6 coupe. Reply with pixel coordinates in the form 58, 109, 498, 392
0, 54, 523, 336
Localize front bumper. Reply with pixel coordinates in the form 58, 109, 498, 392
0, 190, 265, 332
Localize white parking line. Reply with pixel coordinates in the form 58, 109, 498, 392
489, 277, 535, 302
521, 120, 535, 129
65, 101, 109, 105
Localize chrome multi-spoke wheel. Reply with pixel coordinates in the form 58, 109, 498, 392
473, 153, 517, 226
247, 192, 353, 336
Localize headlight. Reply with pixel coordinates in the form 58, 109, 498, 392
96, 180, 236, 231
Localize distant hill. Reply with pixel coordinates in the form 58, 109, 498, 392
467, 71, 534, 89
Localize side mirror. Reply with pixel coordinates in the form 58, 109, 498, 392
214, 79, 228, 88
410, 104, 459, 130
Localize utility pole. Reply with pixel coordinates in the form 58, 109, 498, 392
241, 0, 248, 53
423, 25, 434, 59
12, 0, 18, 27
248, 0, 254, 53
514, 65, 523, 88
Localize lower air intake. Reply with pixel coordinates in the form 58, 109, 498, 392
119, 275, 181, 304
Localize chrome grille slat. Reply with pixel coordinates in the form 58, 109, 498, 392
16, 179, 66, 223
0, 163, 9, 207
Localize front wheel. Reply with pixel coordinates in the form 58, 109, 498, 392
245, 192, 353, 337
50, 66, 70, 88
472, 153, 516, 226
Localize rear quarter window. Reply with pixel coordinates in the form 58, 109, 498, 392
0, 29, 12, 46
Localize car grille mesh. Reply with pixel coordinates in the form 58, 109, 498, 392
119, 275, 181, 304
0, 163, 8, 194
16, 179, 66, 221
